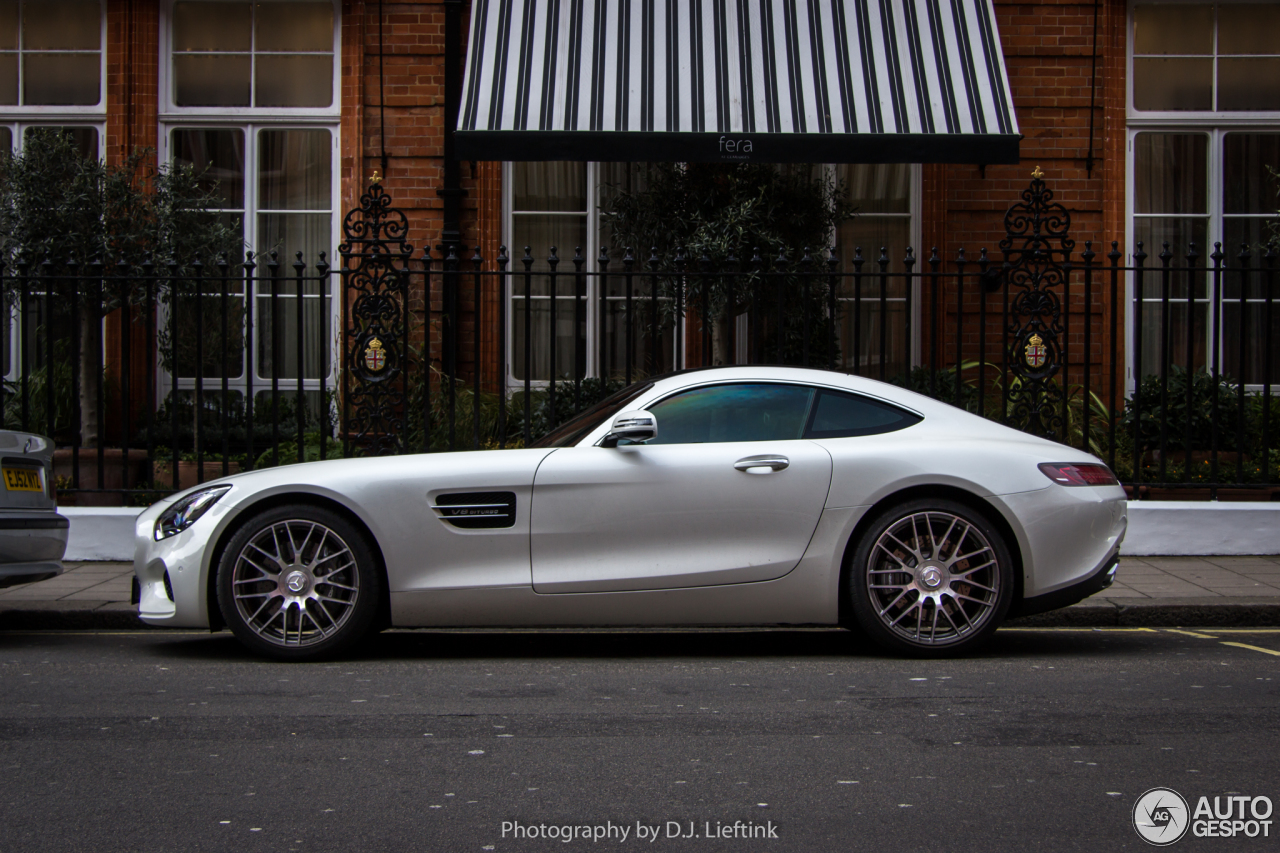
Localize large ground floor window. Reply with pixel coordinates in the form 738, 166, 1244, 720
1129, 127, 1280, 386
163, 123, 337, 414
504, 161, 919, 387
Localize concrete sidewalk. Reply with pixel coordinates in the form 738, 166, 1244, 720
1, 556, 1280, 630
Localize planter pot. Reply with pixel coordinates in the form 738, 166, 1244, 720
53, 448, 150, 507
152, 460, 242, 492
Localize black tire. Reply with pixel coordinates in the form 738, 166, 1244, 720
848, 498, 1013, 657
216, 504, 382, 662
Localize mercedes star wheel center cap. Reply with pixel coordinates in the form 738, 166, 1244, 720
920, 567, 944, 589
285, 571, 308, 594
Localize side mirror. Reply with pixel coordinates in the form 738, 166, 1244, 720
601, 410, 657, 447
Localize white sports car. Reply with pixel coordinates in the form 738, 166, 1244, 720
134, 366, 1126, 660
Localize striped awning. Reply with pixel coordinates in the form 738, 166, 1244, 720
457, 0, 1021, 164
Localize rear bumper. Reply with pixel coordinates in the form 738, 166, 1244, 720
1008, 546, 1120, 619
0, 512, 68, 586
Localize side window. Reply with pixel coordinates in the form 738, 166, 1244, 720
804, 390, 922, 438
646, 384, 814, 445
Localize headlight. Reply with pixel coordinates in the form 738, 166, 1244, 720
154, 486, 231, 541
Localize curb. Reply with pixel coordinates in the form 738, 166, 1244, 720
0, 604, 145, 631
2, 599, 1278, 632
1006, 597, 1280, 628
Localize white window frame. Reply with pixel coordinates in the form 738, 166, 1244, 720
157, 0, 341, 405
158, 0, 341, 119
0, 0, 108, 385
502, 161, 921, 390
0, 0, 107, 116
1125, 0, 1280, 390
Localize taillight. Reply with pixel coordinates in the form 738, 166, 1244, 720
1038, 462, 1119, 487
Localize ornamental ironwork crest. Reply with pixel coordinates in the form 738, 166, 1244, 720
1024, 333, 1047, 369
999, 168, 1073, 440
364, 336, 387, 372
339, 180, 412, 456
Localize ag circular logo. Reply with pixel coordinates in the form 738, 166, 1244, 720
1134, 787, 1191, 846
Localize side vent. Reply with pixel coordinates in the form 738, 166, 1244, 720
432, 491, 517, 529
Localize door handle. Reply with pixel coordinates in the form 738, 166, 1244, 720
734, 455, 789, 472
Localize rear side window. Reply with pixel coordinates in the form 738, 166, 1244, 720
804, 390, 921, 438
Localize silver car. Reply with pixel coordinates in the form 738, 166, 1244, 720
0, 430, 68, 587
134, 366, 1127, 661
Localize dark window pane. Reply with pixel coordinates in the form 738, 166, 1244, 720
1218, 4, 1280, 55
255, 1, 333, 52
258, 129, 331, 210
647, 383, 814, 444
510, 213, 587, 281
806, 390, 922, 438
23, 52, 99, 105
23, 0, 99, 51
1133, 133, 1207, 214
1132, 216, 1208, 298
0, 1, 16, 50
1133, 58, 1213, 111
254, 54, 333, 107
1218, 58, 1280, 111
0, 127, 10, 155
513, 162, 587, 211
172, 1, 250, 52
839, 164, 911, 213
173, 54, 250, 106
172, 128, 245, 208
1223, 133, 1280, 214
0, 53, 15, 103
1132, 4, 1212, 55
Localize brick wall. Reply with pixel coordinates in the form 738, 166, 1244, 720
918, 0, 1128, 414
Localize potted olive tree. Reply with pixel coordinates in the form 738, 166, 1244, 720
603, 162, 854, 369
0, 130, 242, 502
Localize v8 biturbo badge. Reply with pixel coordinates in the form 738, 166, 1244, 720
364, 336, 387, 372
1024, 333, 1047, 369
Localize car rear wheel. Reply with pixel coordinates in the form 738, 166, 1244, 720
216, 504, 381, 661
848, 498, 1013, 657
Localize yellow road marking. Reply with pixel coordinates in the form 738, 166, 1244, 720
1210, 629, 1280, 634
1220, 641, 1280, 657
1165, 629, 1219, 639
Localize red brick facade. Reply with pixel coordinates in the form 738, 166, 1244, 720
97, 0, 1129, 396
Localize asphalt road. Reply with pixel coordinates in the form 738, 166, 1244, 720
1, 627, 1279, 853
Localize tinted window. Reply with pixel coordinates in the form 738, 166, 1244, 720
647, 383, 814, 444
804, 390, 921, 438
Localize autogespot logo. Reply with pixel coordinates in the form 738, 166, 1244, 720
1134, 788, 1191, 846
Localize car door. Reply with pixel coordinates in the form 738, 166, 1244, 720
530, 382, 833, 593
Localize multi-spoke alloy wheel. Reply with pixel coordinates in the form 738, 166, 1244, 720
849, 498, 1012, 657
217, 505, 381, 661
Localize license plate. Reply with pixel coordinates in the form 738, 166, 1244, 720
3, 468, 43, 492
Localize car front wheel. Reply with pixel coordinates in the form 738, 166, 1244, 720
848, 498, 1013, 657
216, 505, 382, 661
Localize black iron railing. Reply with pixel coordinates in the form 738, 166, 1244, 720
0, 253, 335, 505
0, 180, 1273, 505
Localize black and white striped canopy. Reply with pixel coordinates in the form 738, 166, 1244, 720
457, 0, 1021, 164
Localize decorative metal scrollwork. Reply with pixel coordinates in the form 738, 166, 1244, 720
339, 181, 412, 456
999, 169, 1074, 440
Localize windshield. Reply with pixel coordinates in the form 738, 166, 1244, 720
529, 382, 656, 448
